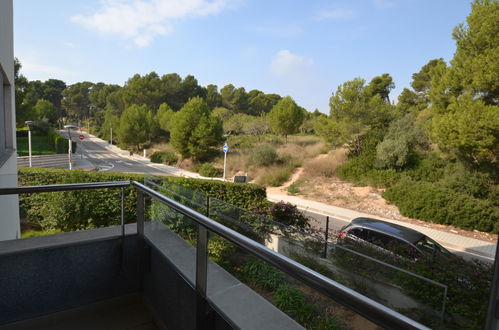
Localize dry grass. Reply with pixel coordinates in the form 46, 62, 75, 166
255, 165, 294, 187
302, 148, 348, 179
148, 142, 175, 153
277, 140, 325, 164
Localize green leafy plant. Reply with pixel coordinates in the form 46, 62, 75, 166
273, 285, 317, 324
150, 150, 178, 165
250, 144, 279, 167
199, 163, 222, 177
270, 202, 310, 231
242, 257, 284, 290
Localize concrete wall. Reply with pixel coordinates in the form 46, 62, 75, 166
0, 227, 141, 325
0, 0, 20, 241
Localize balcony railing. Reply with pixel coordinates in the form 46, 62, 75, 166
0, 181, 439, 329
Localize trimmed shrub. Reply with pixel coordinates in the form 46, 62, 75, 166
164, 176, 268, 211
270, 202, 310, 231
383, 180, 499, 233
150, 150, 178, 165
199, 163, 222, 177
18, 168, 143, 230
18, 167, 269, 230
250, 144, 279, 166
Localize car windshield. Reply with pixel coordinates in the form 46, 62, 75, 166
415, 236, 452, 256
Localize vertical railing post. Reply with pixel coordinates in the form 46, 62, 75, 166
323, 216, 330, 258
485, 242, 499, 329
205, 195, 210, 217
136, 190, 145, 237
120, 187, 125, 269
121, 187, 125, 237
196, 224, 209, 330
136, 189, 146, 289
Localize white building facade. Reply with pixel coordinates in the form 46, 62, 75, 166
0, 0, 20, 240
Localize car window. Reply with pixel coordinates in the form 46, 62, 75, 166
386, 238, 420, 259
415, 236, 437, 254
347, 228, 369, 240
366, 230, 392, 248
416, 236, 452, 256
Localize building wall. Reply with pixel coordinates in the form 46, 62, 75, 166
0, 0, 20, 241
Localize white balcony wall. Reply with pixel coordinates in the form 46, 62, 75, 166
0, 0, 20, 241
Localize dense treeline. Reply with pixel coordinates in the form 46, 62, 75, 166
15, 63, 317, 159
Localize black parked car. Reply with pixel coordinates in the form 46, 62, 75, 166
337, 217, 455, 262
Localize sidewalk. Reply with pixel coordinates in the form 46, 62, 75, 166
267, 192, 497, 260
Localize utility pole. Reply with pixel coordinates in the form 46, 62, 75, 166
25, 121, 33, 167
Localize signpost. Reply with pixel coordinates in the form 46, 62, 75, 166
79, 134, 84, 141
223, 143, 228, 181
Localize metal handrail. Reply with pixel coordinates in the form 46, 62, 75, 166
0, 181, 428, 329
132, 181, 428, 330
0, 181, 130, 195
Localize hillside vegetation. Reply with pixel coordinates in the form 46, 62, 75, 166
13, 0, 498, 233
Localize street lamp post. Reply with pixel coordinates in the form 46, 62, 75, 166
63, 125, 78, 170
25, 121, 33, 167
110, 127, 113, 145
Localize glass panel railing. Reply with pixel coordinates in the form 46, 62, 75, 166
206, 231, 375, 330
142, 176, 493, 328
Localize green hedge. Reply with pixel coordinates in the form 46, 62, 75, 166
162, 176, 268, 211
16, 130, 76, 156
18, 167, 268, 231
18, 167, 144, 230
383, 180, 499, 233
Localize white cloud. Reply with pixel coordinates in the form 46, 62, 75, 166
270, 50, 314, 76
71, 0, 233, 47
21, 59, 79, 79
315, 8, 356, 20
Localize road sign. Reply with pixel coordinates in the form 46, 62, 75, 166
223, 144, 228, 153
79, 134, 85, 141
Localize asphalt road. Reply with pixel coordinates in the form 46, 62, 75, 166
60, 131, 183, 177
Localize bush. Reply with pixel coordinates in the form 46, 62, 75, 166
163, 176, 268, 211
242, 257, 285, 290
270, 202, 310, 231
208, 235, 236, 267
404, 153, 448, 183
250, 144, 279, 166
16, 129, 76, 156
273, 285, 317, 324
18, 168, 143, 230
257, 166, 293, 187
150, 150, 178, 165
383, 180, 499, 233
18, 167, 270, 230
198, 163, 222, 177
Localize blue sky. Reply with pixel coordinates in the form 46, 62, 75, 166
14, 0, 472, 113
